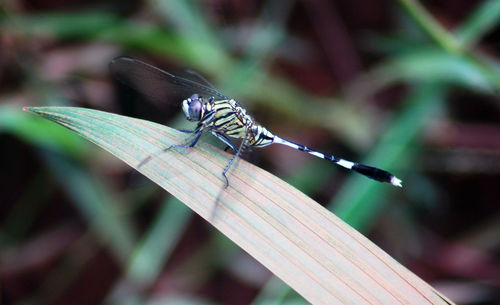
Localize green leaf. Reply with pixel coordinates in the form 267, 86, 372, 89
0, 104, 88, 156
125, 197, 191, 286
2, 105, 136, 263
456, 0, 500, 47
42, 151, 137, 264
333, 84, 444, 231
397, 0, 461, 54
379, 49, 497, 93
24, 106, 453, 305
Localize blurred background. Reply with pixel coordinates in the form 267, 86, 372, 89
1, 0, 500, 304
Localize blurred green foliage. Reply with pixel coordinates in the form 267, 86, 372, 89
2, 0, 500, 304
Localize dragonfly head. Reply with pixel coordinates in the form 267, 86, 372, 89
182, 94, 204, 122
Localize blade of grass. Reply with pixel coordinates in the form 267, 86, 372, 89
42, 151, 137, 264
106, 197, 192, 304
2, 105, 136, 264
151, 0, 217, 43
0, 104, 88, 156
381, 49, 497, 93
333, 84, 444, 231
125, 197, 191, 285
252, 84, 445, 305
0, 172, 53, 244
397, 0, 500, 91
250, 275, 294, 305
397, 0, 461, 54
455, 0, 500, 48
24, 106, 453, 305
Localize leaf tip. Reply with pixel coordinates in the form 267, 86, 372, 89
23, 106, 48, 117
23, 106, 44, 114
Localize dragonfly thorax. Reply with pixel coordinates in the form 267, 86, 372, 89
182, 94, 205, 122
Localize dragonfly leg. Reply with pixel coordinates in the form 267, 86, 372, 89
221, 130, 248, 188
178, 129, 195, 133
170, 130, 203, 149
138, 130, 203, 167
211, 130, 239, 153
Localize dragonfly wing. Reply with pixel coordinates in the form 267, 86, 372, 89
109, 56, 228, 104
181, 69, 218, 89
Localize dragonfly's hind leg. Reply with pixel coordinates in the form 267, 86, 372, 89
220, 130, 248, 188
138, 130, 203, 167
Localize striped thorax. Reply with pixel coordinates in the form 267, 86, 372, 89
182, 94, 275, 148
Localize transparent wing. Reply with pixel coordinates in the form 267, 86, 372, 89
181, 69, 218, 89
109, 56, 229, 104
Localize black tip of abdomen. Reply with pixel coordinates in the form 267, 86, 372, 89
352, 163, 394, 184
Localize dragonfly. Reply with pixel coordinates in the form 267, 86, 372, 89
109, 56, 402, 188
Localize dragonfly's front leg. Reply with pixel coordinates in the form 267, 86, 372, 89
138, 130, 203, 167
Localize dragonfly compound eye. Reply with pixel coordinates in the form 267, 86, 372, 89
182, 95, 203, 121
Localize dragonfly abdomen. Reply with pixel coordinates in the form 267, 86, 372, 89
248, 124, 275, 147
273, 136, 402, 186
